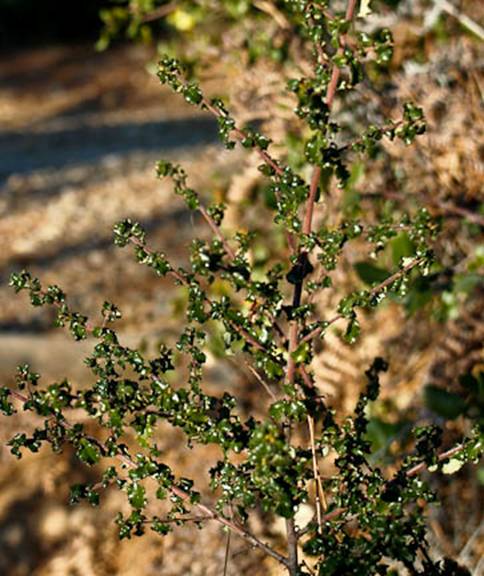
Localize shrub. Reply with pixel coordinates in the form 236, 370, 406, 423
2, 1, 482, 574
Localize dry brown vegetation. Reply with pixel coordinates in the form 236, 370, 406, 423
0, 4, 482, 573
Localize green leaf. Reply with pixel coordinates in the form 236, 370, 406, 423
151, 518, 171, 535
343, 317, 361, 344
77, 438, 101, 465
291, 342, 311, 365
424, 385, 467, 420
391, 233, 415, 266
366, 417, 407, 453
354, 262, 390, 285
128, 482, 147, 510
0, 388, 15, 416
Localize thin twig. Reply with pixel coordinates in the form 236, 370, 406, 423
405, 444, 465, 477
224, 503, 235, 574
245, 363, 278, 400
300, 256, 424, 344
307, 414, 325, 533
298, 367, 327, 523
285, 516, 299, 575
297, 441, 468, 538
143, 515, 209, 524
437, 0, 484, 41
225, 354, 279, 401
303, 165, 323, 237
201, 98, 283, 177
6, 388, 289, 568
198, 204, 237, 260
367, 257, 424, 295
223, 509, 232, 576
138, 2, 179, 23
327, 0, 358, 108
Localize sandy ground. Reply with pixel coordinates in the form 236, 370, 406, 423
0, 43, 280, 576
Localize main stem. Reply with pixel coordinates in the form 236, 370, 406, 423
284, 1, 358, 573
286, 515, 299, 575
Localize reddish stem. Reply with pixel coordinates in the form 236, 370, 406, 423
198, 204, 236, 260
287, 0, 359, 385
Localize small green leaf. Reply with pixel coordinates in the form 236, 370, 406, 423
291, 342, 311, 365
77, 438, 101, 465
151, 518, 171, 535
343, 317, 360, 344
128, 482, 146, 510
391, 233, 415, 266
424, 385, 467, 420
354, 262, 390, 285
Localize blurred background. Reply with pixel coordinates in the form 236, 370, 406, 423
0, 1, 106, 46
0, 1, 482, 574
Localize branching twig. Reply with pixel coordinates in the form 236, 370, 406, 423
405, 444, 465, 477
199, 97, 297, 253
301, 0, 358, 241
300, 256, 424, 344
128, 237, 272, 354
202, 98, 284, 177
362, 190, 484, 227
5, 387, 289, 568
282, 2, 359, 570
296, 442, 468, 538
198, 204, 237, 260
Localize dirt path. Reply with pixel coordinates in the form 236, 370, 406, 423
0, 43, 234, 382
